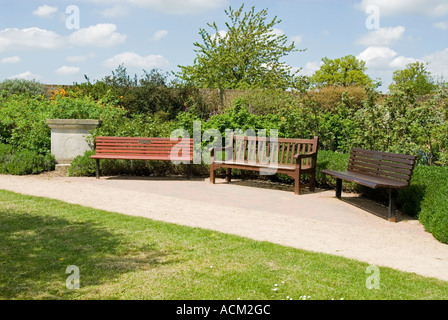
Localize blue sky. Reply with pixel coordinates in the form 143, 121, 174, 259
1, 0, 448, 92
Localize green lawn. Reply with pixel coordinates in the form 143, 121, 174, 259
0, 189, 447, 300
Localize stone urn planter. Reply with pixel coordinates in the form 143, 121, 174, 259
46, 119, 102, 165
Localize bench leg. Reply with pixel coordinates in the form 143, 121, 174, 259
225, 168, 231, 183
310, 171, 316, 192
210, 164, 215, 184
336, 178, 342, 199
184, 163, 192, 179
95, 159, 100, 179
294, 170, 301, 195
388, 188, 397, 223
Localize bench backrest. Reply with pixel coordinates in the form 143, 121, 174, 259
229, 134, 318, 166
94, 136, 193, 161
348, 148, 416, 183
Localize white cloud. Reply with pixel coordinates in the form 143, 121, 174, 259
127, 0, 227, 14
357, 0, 448, 17
434, 22, 448, 30
8, 71, 41, 81
299, 61, 323, 76
357, 46, 417, 70
69, 24, 126, 48
33, 5, 58, 18
355, 26, 405, 46
269, 28, 284, 38
0, 27, 65, 52
0, 24, 126, 52
151, 30, 168, 41
211, 30, 227, 42
291, 35, 303, 45
1, 56, 20, 64
55, 65, 80, 75
102, 51, 170, 69
66, 53, 96, 63
389, 56, 418, 69
422, 48, 448, 77
101, 5, 130, 17
358, 46, 397, 66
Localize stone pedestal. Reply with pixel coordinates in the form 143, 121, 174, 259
46, 119, 102, 164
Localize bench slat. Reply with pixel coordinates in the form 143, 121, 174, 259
228, 136, 317, 166
349, 156, 414, 170
91, 155, 191, 161
92, 136, 193, 160
95, 142, 191, 147
351, 148, 416, 163
349, 166, 411, 182
97, 136, 193, 141
321, 169, 409, 189
348, 161, 414, 179
351, 147, 416, 159
96, 146, 193, 152
214, 159, 314, 171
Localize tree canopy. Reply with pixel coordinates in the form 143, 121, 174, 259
389, 61, 436, 95
175, 5, 304, 90
311, 55, 373, 88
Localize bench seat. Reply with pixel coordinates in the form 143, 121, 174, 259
214, 160, 314, 172
321, 169, 410, 189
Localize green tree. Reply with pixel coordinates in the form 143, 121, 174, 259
311, 55, 373, 88
176, 4, 303, 90
389, 61, 436, 95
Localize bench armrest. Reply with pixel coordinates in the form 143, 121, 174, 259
210, 145, 233, 162
209, 145, 232, 154
294, 152, 318, 168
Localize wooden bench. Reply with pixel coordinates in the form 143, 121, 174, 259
321, 148, 416, 222
91, 136, 193, 178
210, 134, 319, 195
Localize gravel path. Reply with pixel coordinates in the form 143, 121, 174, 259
1, 173, 447, 282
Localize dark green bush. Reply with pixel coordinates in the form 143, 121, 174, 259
75, 66, 196, 119
67, 150, 97, 177
0, 144, 54, 175
398, 165, 448, 243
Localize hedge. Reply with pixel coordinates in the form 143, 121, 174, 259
398, 165, 448, 243
0, 143, 54, 175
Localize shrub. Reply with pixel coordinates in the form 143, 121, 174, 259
0, 94, 53, 154
0, 79, 47, 97
67, 150, 97, 177
351, 87, 448, 165
305, 85, 367, 112
398, 165, 448, 243
75, 66, 195, 119
0, 144, 54, 175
